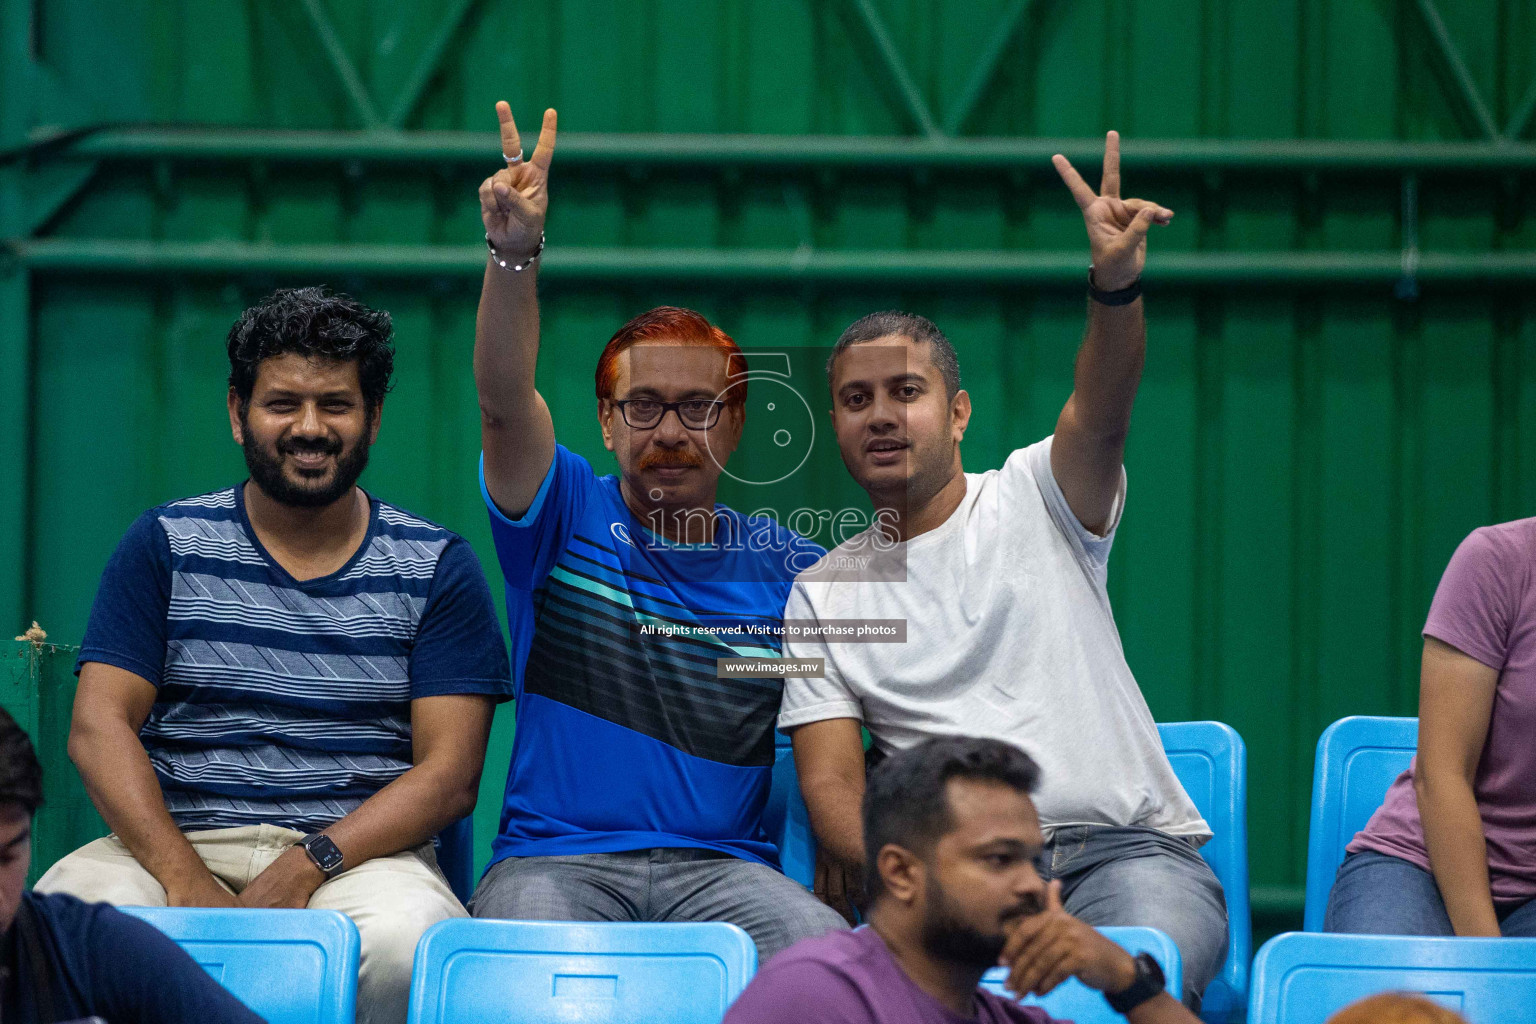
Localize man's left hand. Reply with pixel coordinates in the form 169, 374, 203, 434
998, 880, 1138, 998
238, 845, 327, 909
1052, 131, 1173, 292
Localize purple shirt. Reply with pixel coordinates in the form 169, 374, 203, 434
722, 927, 1066, 1024
1348, 518, 1536, 901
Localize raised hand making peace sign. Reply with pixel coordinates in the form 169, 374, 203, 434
479, 101, 558, 260
1052, 131, 1172, 293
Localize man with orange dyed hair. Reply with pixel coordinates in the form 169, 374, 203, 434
464, 101, 846, 961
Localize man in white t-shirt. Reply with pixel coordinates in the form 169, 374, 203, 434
779, 133, 1227, 1009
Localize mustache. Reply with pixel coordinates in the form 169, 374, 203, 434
639, 449, 703, 471
999, 892, 1045, 925
281, 436, 343, 457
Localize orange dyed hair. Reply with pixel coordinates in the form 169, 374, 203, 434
594, 306, 748, 409
1325, 994, 1470, 1024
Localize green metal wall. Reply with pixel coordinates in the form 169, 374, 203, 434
5, 0, 1536, 927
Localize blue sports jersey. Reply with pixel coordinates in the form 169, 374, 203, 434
483, 445, 823, 868
78, 485, 512, 832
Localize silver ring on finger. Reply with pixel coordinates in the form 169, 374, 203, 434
503, 152, 523, 165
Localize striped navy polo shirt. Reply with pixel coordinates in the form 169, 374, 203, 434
78, 484, 512, 833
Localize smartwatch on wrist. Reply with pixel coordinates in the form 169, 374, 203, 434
1105, 951, 1165, 1014
300, 833, 345, 879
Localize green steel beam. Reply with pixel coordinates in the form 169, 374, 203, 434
1507, 75, 1536, 141
1412, 0, 1500, 142
0, 0, 31, 636
841, 0, 942, 138
23, 128, 1536, 172
385, 0, 484, 129
1249, 885, 1306, 918
942, 0, 1035, 136
297, 0, 384, 130
12, 238, 1536, 285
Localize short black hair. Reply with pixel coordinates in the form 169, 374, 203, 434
0, 707, 43, 815
826, 311, 962, 401
862, 736, 1039, 899
227, 287, 395, 411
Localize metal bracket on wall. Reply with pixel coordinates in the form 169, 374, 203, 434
942, 0, 1036, 136
838, 0, 942, 138
24, 160, 98, 235
1411, 0, 1500, 142
1396, 174, 1419, 301
296, 0, 385, 130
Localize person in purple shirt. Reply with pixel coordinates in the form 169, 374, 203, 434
723, 737, 1199, 1024
1326, 518, 1536, 936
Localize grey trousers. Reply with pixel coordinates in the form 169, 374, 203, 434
468, 847, 847, 964
1044, 825, 1229, 1010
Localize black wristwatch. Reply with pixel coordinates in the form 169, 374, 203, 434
1088, 267, 1143, 306
1105, 952, 1165, 1014
299, 833, 346, 878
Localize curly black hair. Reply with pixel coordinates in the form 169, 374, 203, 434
227, 287, 395, 411
0, 707, 43, 815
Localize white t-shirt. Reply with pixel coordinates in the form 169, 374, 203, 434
778, 436, 1209, 840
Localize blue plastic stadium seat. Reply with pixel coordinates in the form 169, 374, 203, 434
770, 723, 1247, 1018
1249, 932, 1536, 1023
763, 733, 816, 888
982, 925, 1182, 1024
121, 906, 359, 1024
433, 814, 476, 905
407, 919, 757, 1024
1303, 716, 1418, 931
1158, 721, 1250, 1023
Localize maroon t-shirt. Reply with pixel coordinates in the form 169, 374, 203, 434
722, 927, 1066, 1024
1348, 518, 1536, 901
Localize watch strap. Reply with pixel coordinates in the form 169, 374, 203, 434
1088, 268, 1143, 306
1104, 952, 1165, 1014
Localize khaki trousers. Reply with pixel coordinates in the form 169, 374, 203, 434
35, 824, 466, 1024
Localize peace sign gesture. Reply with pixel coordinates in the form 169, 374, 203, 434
1052, 131, 1172, 292
479, 101, 558, 259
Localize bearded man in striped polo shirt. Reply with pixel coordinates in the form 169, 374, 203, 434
37, 287, 513, 1024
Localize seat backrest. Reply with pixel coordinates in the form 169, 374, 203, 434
407, 919, 757, 1024
763, 736, 815, 888
982, 926, 1182, 1024
1157, 720, 1250, 1022
1302, 716, 1418, 931
433, 814, 476, 904
121, 906, 359, 1024
1248, 932, 1536, 1023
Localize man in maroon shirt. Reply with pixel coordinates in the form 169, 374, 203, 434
723, 737, 1198, 1024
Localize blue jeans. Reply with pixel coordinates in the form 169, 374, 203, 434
1043, 825, 1229, 1009
1325, 850, 1536, 936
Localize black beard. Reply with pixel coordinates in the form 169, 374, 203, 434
241, 417, 371, 509
919, 876, 1015, 969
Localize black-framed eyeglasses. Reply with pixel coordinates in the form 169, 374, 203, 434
612, 398, 726, 430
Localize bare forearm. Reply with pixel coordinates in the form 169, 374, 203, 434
1125, 992, 1200, 1024
69, 722, 210, 889
1070, 298, 1145, 443
1417, 774, 1501, 935
473, 260, 542, 422
804, 778, 867, 868
322, 760, 479, 868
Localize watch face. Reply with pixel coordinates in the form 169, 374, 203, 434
305, 835, 344, 871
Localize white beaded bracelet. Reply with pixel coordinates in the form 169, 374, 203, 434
486, 232, 545, 272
